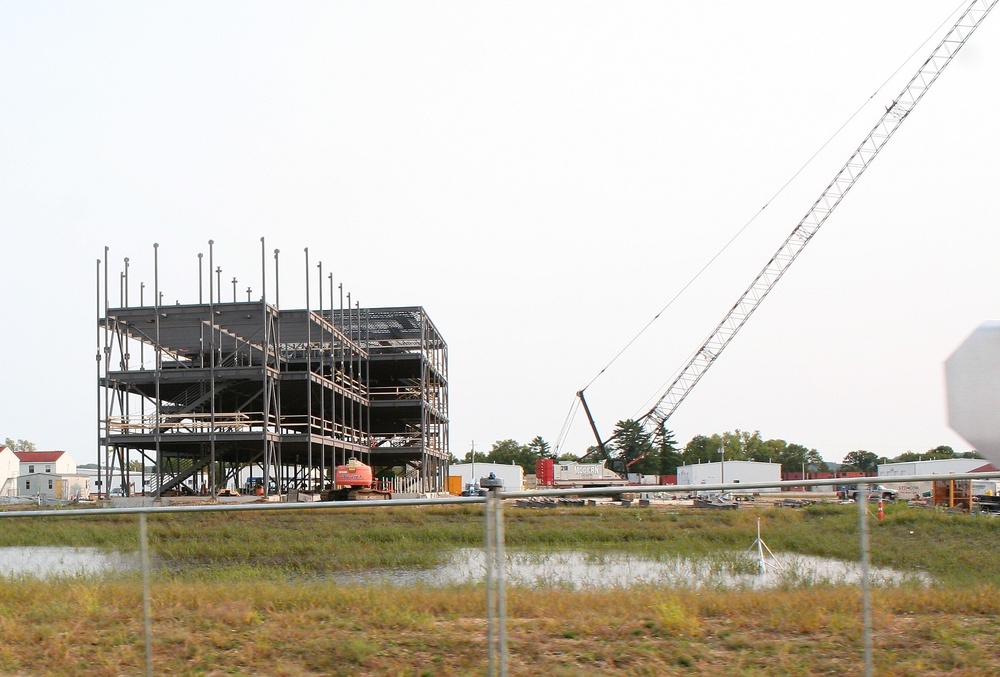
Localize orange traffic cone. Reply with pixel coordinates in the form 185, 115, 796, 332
877, 498, 885, 522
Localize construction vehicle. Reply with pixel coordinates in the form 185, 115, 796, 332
461, 481, 489, 496
325, 458, 392, 501
536, 458, 630, 488
576, 1, 997, 452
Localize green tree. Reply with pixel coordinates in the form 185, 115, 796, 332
463, 439, 541, 474
771, 442, 825, 473
841, 450, 879, 473
3, 438, 36, 452
683, 434, 720, 465
924, 445, 955, 460
720, 429, 768, 461
655, 426, 682, 476
609, 419, 657, 475
889, 445, 980, 463
527, 436, 553, 459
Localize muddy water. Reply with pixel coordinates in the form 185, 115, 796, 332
0, 546, 929, 589
342, 548, 931, 590
0, 546, 139, 579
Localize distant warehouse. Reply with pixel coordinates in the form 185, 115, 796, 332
677, 460, 781, 494
878, 458, 998, 501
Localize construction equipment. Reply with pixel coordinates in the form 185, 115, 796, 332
579, 0, 997, 449
325, 458, 392, 501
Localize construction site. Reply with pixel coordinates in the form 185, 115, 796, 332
97, 241, 449, 499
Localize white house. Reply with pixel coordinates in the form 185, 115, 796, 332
676, 460, 782, 494
0, 446, 20, 497
0, 449, 100, 501
16, 450, 77, 476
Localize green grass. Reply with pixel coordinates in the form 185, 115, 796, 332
1, 501, 1000, 674
1, 502, 999, 584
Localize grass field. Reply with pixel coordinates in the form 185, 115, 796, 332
0, 501, 998, 675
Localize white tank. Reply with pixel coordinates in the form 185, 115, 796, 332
945, 321, 1000, 465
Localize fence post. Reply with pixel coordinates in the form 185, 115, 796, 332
857, 482, 873, 677
484, 488, 496, 676
139, 512, 153, 677
482, 474, 508, 677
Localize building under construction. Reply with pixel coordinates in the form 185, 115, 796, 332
97, 241, 449, 497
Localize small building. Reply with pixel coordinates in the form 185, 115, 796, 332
17, 473, 93, 501
449, 463, 524, 491
676, 460, 781, 494
878, 458, 999, 501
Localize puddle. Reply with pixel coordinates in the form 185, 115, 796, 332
340, 548, 931, 590
0, 546, 930, 589
0, 547, 139, 579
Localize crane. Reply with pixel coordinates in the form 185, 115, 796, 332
579, 0, 997, 454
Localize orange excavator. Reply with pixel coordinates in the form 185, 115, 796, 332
326, 458, 392, 501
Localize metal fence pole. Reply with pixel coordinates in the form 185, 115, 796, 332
494, 489, 509, 677
481, 473, 507, 677
484, 488, 496, 677
857, 482, 873, 677
139, 512, 153, 677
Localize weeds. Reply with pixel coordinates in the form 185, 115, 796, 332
1, 502, 1000, 673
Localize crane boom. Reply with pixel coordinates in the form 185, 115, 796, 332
642, 0, 996, 431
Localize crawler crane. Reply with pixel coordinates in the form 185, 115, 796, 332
579, 0, 997, 454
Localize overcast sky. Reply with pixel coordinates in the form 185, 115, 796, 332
1, 1, 997, 465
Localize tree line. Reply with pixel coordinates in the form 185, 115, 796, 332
454, 422, 980, 476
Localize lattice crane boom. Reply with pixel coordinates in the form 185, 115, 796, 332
641, 0, 997, 432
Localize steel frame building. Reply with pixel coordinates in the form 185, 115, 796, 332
97, 242, 448, 497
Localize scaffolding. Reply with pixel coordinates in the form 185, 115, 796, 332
97, 241, 448, 498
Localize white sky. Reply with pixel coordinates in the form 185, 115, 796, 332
1, 2, 997, 465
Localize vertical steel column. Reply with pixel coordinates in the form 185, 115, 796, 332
305, 248, 313, 490
317, 261, 326, 490
347, 292, 354, 447
338, 284, 344, 468
208, 241, 217, 494
364, 307, 371, 466
96, 257, 103, 498
329, 273, 335, 473
153, 243, 162, 498
260, 238, 270, 496
355, 300, 363, 461
421, 312, 428, 491
270, 248, 281, 494
123, 257, 132, 495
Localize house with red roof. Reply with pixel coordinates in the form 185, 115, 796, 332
10, 450, 91, 501
15, 450, 77, 476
